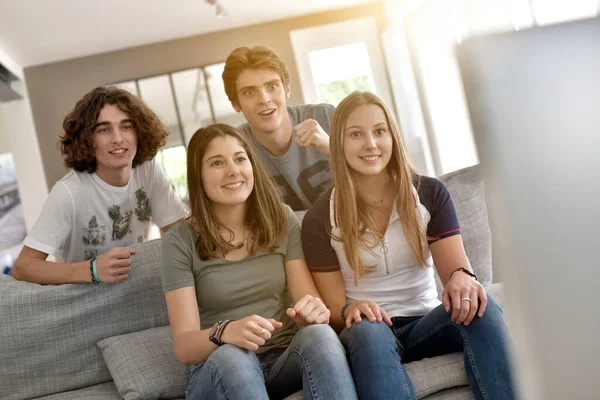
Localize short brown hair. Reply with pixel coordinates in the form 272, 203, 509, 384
59, 86, 169, 173
186, 123, 286, 259
222, 46, 290, 106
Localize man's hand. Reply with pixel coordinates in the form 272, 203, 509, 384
294, 119, 330, 154
96, 247, 136, 283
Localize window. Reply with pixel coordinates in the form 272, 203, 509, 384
382, 0, 599, 175
308, 43, 374, 106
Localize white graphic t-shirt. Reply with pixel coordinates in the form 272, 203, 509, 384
24, 159, 188, 263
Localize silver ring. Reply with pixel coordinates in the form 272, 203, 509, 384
461, 297, 472, 303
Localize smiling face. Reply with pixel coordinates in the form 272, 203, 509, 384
232, 68, 291, 136
201, 135, 254, 207
342, 104, 393, 179
93, 104, 138, 184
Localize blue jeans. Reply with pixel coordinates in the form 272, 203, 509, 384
186, 324, 358, 399
339, 296, 515, 400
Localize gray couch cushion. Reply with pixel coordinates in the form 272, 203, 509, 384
422, 386, 475, 400
0, 239, 169, 400
31, 382, 122, 400
97, 325, 189, 400
436, 165, 493, 298
405, 352, 468, 398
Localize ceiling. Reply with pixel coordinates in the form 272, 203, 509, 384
0, 0, 378, 68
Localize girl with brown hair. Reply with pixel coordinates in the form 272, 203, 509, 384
160, 123, 357, 399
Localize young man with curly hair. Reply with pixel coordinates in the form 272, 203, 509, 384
222, 46, 334, 211
12, 87, 188, 285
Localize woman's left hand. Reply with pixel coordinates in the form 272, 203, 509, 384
286, 294, 331, 326
442, 270, 487, 326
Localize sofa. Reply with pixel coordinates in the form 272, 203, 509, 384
0, 164, 506, 399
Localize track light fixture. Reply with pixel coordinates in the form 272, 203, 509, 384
205, 0, 228, 18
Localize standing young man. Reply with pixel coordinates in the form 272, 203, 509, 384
222, 46, 334, 210
13, 86, 188, 285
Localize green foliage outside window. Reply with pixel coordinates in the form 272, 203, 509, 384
157, 146, 188, 203
316, 76, 371, 106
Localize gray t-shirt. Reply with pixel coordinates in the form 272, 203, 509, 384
238, 103, 334, 211
161, 205, 304, 355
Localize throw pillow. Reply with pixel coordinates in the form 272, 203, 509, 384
97, 325, 189, 400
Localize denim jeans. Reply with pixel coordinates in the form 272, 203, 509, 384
339, 296, 515, 400
186, 324, 358, 399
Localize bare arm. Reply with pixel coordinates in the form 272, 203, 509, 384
166, 286, 283, 364
429, 234, 472, 285
12, 246, 89, 284
284, 258, 321, 301
284, 258, 331, 326
310, 270, 348, 332
165, 286, 217, 365
12, 245, 135, 285
430, 234, 487, 325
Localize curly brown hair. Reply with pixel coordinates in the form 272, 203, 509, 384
59, 86, 169, 172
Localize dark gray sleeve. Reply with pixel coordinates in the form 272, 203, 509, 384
298, 103, 335, 134
160, 225, 195, 293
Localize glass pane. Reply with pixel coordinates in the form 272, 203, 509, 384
0, 153, 27, 275
308, 42, 375, 106
138, 75, 184, 148
172, 68, 214, 145
111, 81, 139, 96
204, 63, 247, 127
158, 145, 188, 203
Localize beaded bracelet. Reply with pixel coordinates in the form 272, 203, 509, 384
90, 258, 101, 285
340, 301, 353, 323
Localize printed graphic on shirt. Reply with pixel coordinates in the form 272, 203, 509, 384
272, 160, 330, 210
134, 188, 151, 222
84, 248, 99, 260
108, 205, 133, 240
82, 215, 106, 245
297, 160, 330, 204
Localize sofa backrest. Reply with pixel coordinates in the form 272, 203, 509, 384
0, 165, 492, 400
0, 239, 168, 400
436, 164, 493, 295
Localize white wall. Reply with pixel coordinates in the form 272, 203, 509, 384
0, 50, 48, 231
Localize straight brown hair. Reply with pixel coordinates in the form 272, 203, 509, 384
186, 124, 286, 259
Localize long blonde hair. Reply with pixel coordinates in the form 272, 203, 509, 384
329, 92, 427, 282
187, 124, 286, 259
